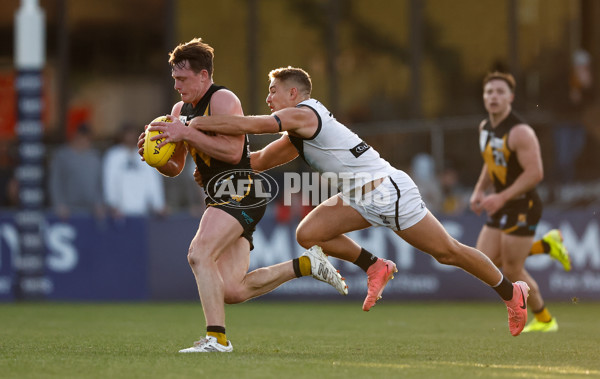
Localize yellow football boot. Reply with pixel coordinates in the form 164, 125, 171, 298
543, 229, 571, 271
522, 317, 559, 333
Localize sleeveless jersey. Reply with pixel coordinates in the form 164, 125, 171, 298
178, 84, 252, 198
479, 111, 538, 198
288, 99, 395, 194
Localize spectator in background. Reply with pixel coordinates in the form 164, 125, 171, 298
0, 140, 18, 209
410, 153, 443, 214
48, 123, 104, 219
553, 49, 594, 183
163, 161, 205, 216
439, 166, 468, 216
103, 124, 166, 218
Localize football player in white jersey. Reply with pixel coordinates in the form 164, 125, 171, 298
155, 66, 531, 336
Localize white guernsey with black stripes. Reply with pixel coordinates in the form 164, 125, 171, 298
287, 98, 428, 231
287, 98, 395, 195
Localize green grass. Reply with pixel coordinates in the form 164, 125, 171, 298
0, 301, 598, 379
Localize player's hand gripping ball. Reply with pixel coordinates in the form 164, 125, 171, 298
143, 116, 176, 167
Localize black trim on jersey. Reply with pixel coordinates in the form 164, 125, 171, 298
296, 104, 322, 140
287, 134, 306, 161
481, 111, 526, 152
287, 101, 324, 163
180, 84, 225, 121
389, 177, 402, 230
180, 84, 253, 189
481, 110, 536, 198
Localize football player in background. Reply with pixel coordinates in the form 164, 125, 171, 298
155, 66, 533, 337
470, 72, 570, 333
138, 39, 347, 353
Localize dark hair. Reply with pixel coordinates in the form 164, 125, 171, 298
268, 66, 312, 96
483, 71, 516, 92
168, 38, 214, 77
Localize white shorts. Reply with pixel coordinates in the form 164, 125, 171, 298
340, 170, 428, 231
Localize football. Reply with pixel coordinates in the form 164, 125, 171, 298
143, 116, 176, 167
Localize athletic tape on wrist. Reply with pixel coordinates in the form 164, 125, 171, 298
273, 114, 282, 132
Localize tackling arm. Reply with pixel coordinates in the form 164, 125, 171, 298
189, 106, 318, 139
251, 134, 299, 172
148, 90, 246, 165
183, 89, 245, 164
189, 114, 280, 135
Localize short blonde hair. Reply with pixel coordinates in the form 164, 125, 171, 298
268, 66, 312, 96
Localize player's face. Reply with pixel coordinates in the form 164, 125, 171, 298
266, 78, 293, 112
483, 79, 514, 115
172, 61, 206, 106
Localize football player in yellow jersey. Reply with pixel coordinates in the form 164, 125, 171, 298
470, 72, 569, 333
139, 39, 347, 353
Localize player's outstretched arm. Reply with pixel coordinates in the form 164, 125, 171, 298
189, 114, 279, 135
250, 134, 298, 172
148, 94, 246, 165
189, 106, 317, 138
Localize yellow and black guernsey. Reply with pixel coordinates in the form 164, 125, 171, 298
179, 84, 266, 248
479, 111, 542, 236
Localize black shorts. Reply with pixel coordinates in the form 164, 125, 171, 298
485, 192, 542, 236
205, 196, 266, 251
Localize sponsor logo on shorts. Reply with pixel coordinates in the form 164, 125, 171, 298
241, 211, 254, 224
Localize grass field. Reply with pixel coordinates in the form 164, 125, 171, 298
1, 301, 599, 379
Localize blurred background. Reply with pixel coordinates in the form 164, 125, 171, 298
0, 0, 599, 302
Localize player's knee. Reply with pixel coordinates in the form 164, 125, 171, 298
186, 248, 200, 268
295, 226, 314, 248
224, 294, 243, 305
223, 288, 246, 304
186, 245, 212, 269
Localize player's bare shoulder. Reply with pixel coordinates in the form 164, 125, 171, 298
210, 88, 243, 116
508, 123, 538, 150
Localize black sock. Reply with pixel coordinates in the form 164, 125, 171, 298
206, 325, 226, 334
292, 258, 302, 277
541, 240, 550, 254
493, 276, 514, 301
353, 248, 378, 272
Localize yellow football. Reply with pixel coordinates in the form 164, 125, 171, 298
143, 116, 176, 167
